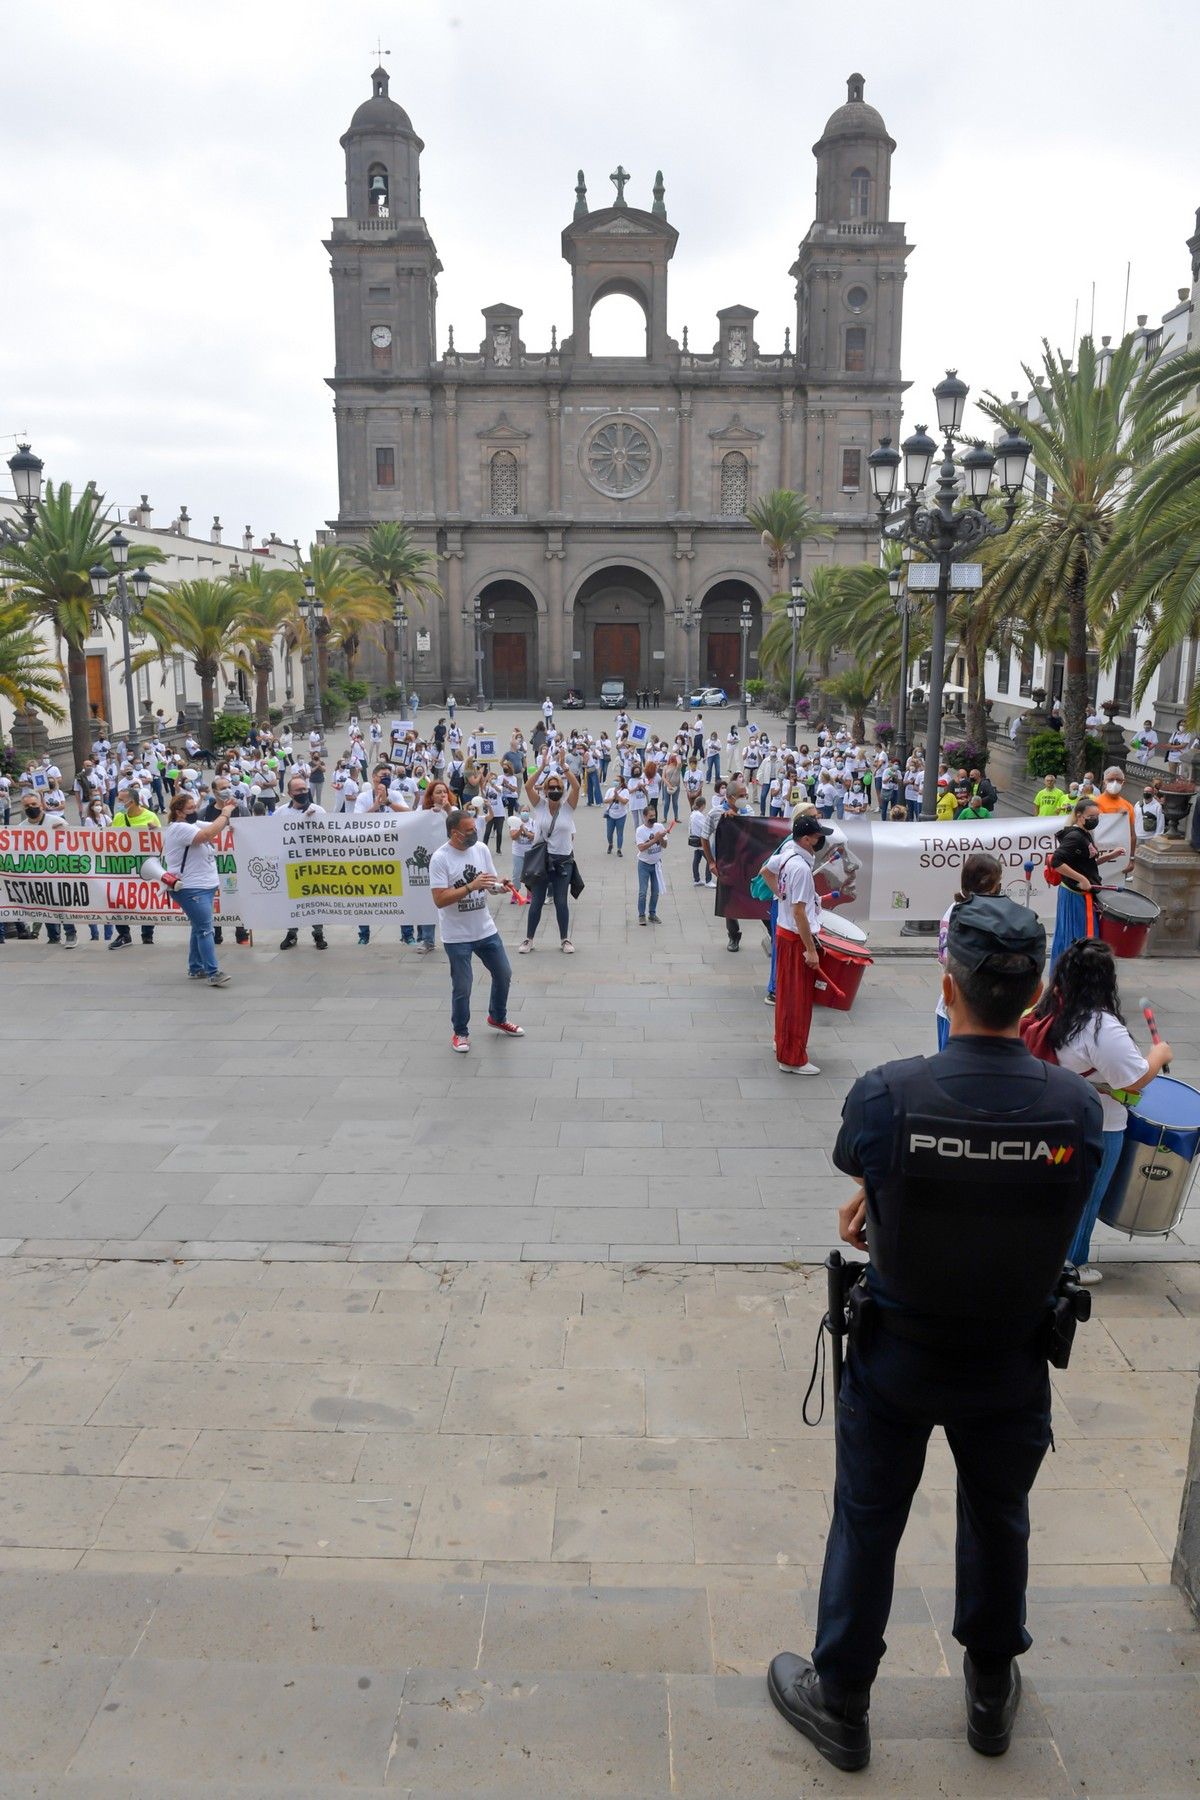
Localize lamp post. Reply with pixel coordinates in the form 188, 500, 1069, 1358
392, 598, 408, 701
887, 564, 916, 769
460, 599, 487, 710
671, 595, 696, 703
2, 441, 44, 544
785, 575, 808, 749
299, 575, 325, 734
868, 371, 1030, 820
737, 597, 753, 726
88, 529, 150, 752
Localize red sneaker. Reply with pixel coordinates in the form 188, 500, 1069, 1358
487, 1018, 525, 1037
450, 1034, 470, 1053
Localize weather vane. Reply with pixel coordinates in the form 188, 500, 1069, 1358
372, 38, 390, 60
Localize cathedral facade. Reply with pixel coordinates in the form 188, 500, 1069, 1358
326, 69, 911, 702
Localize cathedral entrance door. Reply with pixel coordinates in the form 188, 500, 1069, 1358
706, 632, 740, 692
593, 622, 640, 698
491, 631, 528, 701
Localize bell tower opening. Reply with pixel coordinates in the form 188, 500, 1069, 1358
588, 288, 649, 358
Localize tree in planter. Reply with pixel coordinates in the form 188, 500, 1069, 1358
283, 544, 389, 693
821, 663, 877, 743
980, 334, 1200, 781
348, 522, 442, 690
132, 579, 253, 747
1026, 728, 1104, 779
229, 560, 295, 722
744, 489, 831, 608
0, 597, 66, 722
0, 481, 164, 769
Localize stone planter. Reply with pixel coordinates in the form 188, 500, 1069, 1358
1161, 787, 1196, 841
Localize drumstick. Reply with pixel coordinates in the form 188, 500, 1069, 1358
1139, 996, 1171, 1074
1023, 858, 1033, 907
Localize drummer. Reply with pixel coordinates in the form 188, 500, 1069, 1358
1048, 796, 1124, 970
1023, 938, 1172, 1283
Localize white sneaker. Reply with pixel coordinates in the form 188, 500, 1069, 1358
517, 940, 533, 954
1077, 1264, 1103, 1285
560, 939, 575, 953
777, 1060, 820, 1075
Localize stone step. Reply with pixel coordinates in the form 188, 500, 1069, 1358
1, 1569, 1198, 1794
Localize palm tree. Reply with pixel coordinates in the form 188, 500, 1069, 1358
1094, 429, 1200, 725
348, 522, 442, 689
979, 334, 1200, 779
282, 544, 389, 694
821, 663, 877, 742
744, 489, 832, 597
759, 565, 850, 689
0, 599, 66, 722
0, 481, 163, 767
132, 579, 253, 745
230, 560, 295, 722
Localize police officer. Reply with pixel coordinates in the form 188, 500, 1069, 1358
768, 895, 1103, 1772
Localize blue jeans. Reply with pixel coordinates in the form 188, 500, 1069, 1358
176, 886, 219, 977
706, 754, 721, 782
605, 815, 626, 851
662, 788, 680, 822
599, 757, 610, 782
525, 857, 572, 942
363, 923, 434, 944
760, 786, 770, 817
1067, 1127, 1125, 1267
44, 923, 78, 944
445, 932, 511, 1035
637, 861, 660, 918
586, 769, 602, 807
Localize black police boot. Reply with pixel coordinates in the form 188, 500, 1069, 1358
964, 1652, 1021, 1756
767, 1653, 870, 1772
279, 930, 298, 950
312, 927, 327, 951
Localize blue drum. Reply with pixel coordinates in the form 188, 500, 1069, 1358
1100, 1076, 1200, 1237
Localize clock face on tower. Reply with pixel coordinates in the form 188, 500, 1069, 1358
371, 325, 393, 348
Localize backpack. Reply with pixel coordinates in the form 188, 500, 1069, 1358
1019, 1007, 1094, 1076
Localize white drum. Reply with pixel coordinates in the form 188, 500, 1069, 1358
818, 909, 867, 946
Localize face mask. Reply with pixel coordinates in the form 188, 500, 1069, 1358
1083, 816, 1098, 831
459, 827, 478, 849
546, 789, 563, 801
291, 790, 312, 808
183, 812, 198, 824
1105, 781, 1122, 795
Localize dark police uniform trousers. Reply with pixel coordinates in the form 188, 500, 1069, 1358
812, 1036, 1103, 1697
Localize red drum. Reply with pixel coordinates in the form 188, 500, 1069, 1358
814, 923, 873, 1013
1096, 887, 1160, 959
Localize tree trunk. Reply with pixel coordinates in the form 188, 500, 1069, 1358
65, 634, 91, 773
200, 670, 215, 745
317, 627, 329, 696
345, 638, 357, 683
1064, 557, 1089, 782
254, 651, 271, 722
384, 623, 397, 690
965, 639, 988, 758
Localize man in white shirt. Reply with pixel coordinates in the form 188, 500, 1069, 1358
278, 774, 328, 953
430, 808, 523, 1052
635, 801, 671, 924
773, 814, 828, 1074
1134, 720, 1158, 766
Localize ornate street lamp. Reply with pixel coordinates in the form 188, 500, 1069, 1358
8, 442, 43, 529
392, 598, 408, 699
460, 599, 486, 710
299, 574, 325, 733
869, 371, 1030, 818
785, 575, 808, 749
887, 563, 916, 768
737, 597, 753, 726
672, 595, 696, 702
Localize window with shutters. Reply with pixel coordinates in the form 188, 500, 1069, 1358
719, 451, 749, 516
840, 448, 862, 490
845, 327, 867, 373
375, 447, 395, 487
995, 649, 1011, 695
490, 450, 519, 515
849, 168, 871, 218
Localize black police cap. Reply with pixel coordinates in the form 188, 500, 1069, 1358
946, 893, 1046, 974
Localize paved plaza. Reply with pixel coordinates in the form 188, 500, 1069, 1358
0, 777, 1199, 1791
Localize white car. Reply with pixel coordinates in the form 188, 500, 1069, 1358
688, 685, 729, 707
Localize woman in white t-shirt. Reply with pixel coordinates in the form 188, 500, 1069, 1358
519, 761, 580, 953
1025, 937, 1171, 1282
162, 791, 235, 986
604, 780, 630, 857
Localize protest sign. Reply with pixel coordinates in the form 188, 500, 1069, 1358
0, 824, 242, 927
233, 809, 446, 930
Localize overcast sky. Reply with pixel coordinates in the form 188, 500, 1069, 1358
3, 0, 1197, 545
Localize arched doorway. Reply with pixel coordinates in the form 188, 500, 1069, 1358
573, 565, 665, 700
700, 581, 762, 697
478, 580, 539, 702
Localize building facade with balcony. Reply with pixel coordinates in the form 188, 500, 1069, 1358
326, 69, 911, 702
